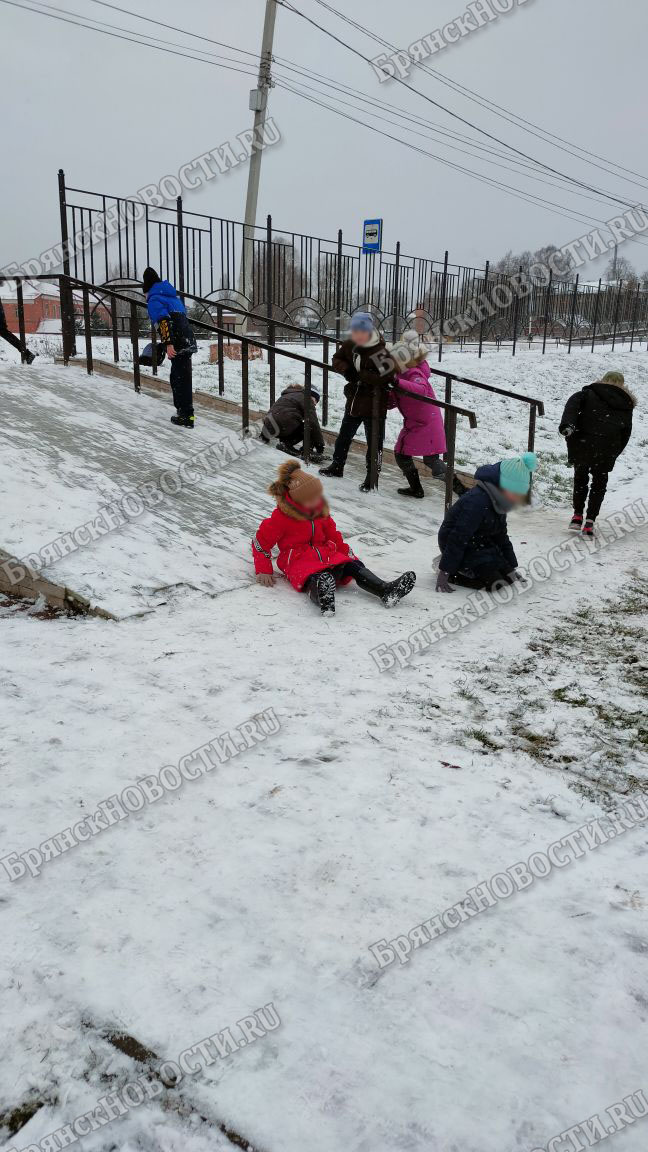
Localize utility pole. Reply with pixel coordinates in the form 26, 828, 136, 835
612, 242, 618, 282
237, 0, 277, 321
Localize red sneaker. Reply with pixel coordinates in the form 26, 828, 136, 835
569, 515, 583, 531
582, 519, 595, 537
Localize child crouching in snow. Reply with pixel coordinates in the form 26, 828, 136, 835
252, 460, 416, 615
386, 330, 446, 497
435, 452, 537, 593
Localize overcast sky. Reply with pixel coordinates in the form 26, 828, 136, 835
4, 0, 648, 279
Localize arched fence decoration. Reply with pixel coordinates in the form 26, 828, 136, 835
57, 171, 648, 355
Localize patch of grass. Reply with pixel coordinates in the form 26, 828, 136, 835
467, 728, 502, 752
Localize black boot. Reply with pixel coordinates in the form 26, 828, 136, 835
320, 461, 344, 477
359, 472, 377, 492
23, 349, 36, 365
354, 566, 416, 607
397, 471, 424, 498
170, 412, 195, 428
429, 455, 447, 479
308, 570, 336, 616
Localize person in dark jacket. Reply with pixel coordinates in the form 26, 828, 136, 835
320, 312, 396, 491
142, 267, 197, 427
0, 294, 36, 363
260, 383, 325, 457
436, 452, 537, 593
559, 370, 635, 535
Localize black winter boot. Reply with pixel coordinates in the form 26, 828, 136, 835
23, 349, 37, 365
359, 472, 377, 492
429, 455, 447, 479
171, 413, 195, 428
308, 570, 336, 616
354, 566, 416, 607
320, 461, 344, 477
397, 471, 424, 498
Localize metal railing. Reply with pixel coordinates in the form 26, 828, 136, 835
40, 274, 477, 509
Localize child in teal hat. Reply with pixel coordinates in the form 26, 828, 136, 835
436, 452, 537, 592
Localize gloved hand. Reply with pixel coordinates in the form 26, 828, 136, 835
560, 425, 575, 438
436, 569, 454, 594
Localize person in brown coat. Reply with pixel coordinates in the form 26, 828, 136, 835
320, 312, 395, 491
260, 383, 325, 457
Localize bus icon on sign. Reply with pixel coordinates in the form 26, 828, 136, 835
362, 218, 383, 253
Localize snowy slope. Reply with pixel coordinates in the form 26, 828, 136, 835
0, 356, 647, 1152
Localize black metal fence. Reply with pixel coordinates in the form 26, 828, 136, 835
57, 170, 648, 356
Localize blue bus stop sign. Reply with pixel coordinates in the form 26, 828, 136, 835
362, 218, 383, 253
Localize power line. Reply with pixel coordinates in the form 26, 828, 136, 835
0, 0, 260, 76
277, 0, 645, 213
310, 0, 648, 190
276, 76, 648, 257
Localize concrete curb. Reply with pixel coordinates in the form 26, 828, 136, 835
0, 548, 116, 619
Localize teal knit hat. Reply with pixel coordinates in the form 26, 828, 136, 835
499, 451, 538, 495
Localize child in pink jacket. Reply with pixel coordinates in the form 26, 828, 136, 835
387, 331, 446, 498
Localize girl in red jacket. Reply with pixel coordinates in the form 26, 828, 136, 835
252, 460, 416, 615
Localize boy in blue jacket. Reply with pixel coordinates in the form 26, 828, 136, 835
143, 267, 197, 427
436, 452, 537, 592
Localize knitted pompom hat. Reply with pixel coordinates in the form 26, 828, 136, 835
499, 451, 538, 495
268, 459, 323, 505
349, 311, 375, 333
386, 328, 430, 369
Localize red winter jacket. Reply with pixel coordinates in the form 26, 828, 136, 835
252, 495, 356, 590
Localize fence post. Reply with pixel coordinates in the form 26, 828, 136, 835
478, 260, 489, 359
59, 276, 74, 364
82, 285, 93, 374
392, 241, 401, 343
443, 374, 452, 443
110, 295, 119, 362
630, 281, 640, 351
241, 338, 249, 433
511, 265, 522, 357
444, 409, 456, 512
129, 301, 140, 392
611, 280, 622, 350
16, 281, 27, 363
176, 196, 185, 294
303, 362, 312, 465
438, 249, 449, 362
527, 402, 537, 497
591, 278, 602, 352
567, 274, 579, 354
151, 325, 158, 376
542, 270, 553, 354
216, 303, 225, 395
58, 168, 77, 357
322, 335, 329, 426
368, 388, 381, 490
335, 228, 343, 343
267, 213, 276, 405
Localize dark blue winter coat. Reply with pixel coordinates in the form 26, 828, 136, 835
145, 280, 187, 325
438, 463, 518, 575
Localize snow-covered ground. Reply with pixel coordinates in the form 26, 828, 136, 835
0, 349, 647, 1152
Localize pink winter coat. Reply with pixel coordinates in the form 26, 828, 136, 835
388, 361, 447, 457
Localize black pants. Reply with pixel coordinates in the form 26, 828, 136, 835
332, 411, 385, 471
0, 323, 24, 354
170, 352, 194, 417
395, 452, 439, 476
305, 559, 364, 589
573, 464, 609, 521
